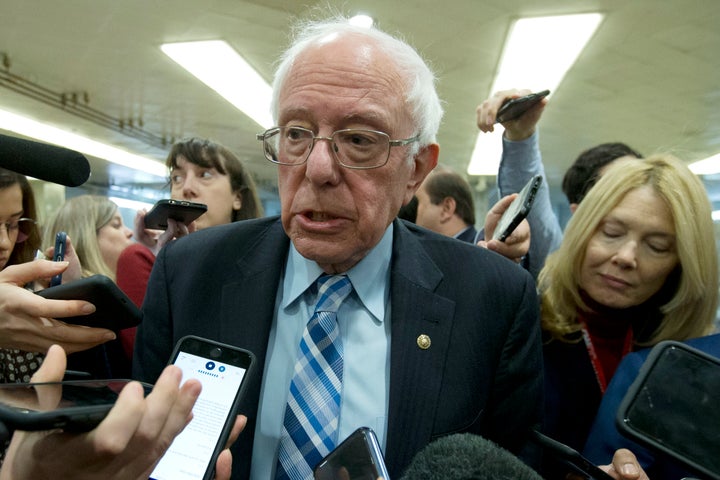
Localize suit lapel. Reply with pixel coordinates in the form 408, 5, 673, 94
385, 220, 457, 472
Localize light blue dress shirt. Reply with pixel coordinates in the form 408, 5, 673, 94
249, 224, 393, 479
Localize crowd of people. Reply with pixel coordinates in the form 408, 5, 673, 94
0, 12, 716, 480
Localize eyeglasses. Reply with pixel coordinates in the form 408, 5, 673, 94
0, 218, 36, 243
256, 126, 420, 170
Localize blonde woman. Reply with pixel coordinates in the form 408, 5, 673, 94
39, 195, 134, 378
539, 153, 718, 456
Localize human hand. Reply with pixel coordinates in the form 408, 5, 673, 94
599, 448, 650, 480
478, 194, 530, 263
476, 88, 547, 141
134, 210, 192, 256
41, 234, 83, 284
0, 260, 115, 353
0, 345, 204, 480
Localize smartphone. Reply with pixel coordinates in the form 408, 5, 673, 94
144, 199, 208, 230
314, 427, 390, 480
616, 341, 720, 479
49, 231, 67, 287
0, 379, 152, 433
37, 274, 141, 331
492, 174, 543, 242
149, 336, 255, 480
531, 430, 613, 480
495, 89, 550, 123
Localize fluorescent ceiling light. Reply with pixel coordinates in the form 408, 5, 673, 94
0, 108, 166, 178
468, 13, 604, 176
689, 153, 720, 175
349, 14, 374, 28
161, 40, 273, 129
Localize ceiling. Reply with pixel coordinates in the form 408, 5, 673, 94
1, 0, 719, 203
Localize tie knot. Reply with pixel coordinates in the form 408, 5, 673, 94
314, 274, 352, 314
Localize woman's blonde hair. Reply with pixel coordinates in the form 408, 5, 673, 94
42, 195, 118, 280
539, 153, 718, 345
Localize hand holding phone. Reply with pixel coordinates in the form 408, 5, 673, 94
496, 90, 550, 124
149, 336, 255, 480
144, 199, 208, 230
49, 231, 67, 287
492, 175, 543, 242
0, 379, 151, 433
37, 275, 141, 331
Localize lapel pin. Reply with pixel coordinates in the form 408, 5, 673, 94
417, 334, 431, 350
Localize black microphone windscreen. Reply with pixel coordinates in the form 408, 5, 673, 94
401, 433, 542, 480
0, 134, 91, 187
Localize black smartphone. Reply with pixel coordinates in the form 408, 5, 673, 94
532, 430, 613, 480
616, 341, 720, 479
492, 174, 543, 242
144, 199, 208, 230
0, 379, 152, 433
149, 336, 256, 480
495, 89, 550, 123
314, 427, 390, 480
49, 231, 67, 287
36, 274, 141, 331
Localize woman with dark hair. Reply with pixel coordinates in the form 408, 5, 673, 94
116, 138, 264, 358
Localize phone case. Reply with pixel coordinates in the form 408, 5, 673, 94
36, 275, 141, 331
144, 199, 208, 230
531, 430, 613, 480
314, 427, 390, 480
0, 379, 151, 433
616, 341, 720, 478
492, 175, 543, 242
496, 90, 550, 123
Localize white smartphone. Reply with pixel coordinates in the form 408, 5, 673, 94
149, 336, 255, 480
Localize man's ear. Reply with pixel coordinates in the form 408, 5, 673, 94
403, 143, 439, 205
439, 196, 456, 222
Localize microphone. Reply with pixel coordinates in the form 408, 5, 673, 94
401, 433, 542, 480
0, 133, 91, 187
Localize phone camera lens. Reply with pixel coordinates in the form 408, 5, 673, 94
210, 347, 222, 358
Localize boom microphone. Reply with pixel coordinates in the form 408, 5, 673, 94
401, 433, 542, 480
0, 133, 91, 187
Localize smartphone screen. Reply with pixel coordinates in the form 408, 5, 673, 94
149, 336, 254, 480
314, 427, 390, 480
50, 231, 67, 287
617, 341, 720, 477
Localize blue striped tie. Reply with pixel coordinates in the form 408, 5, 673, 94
276, 274, 353, 479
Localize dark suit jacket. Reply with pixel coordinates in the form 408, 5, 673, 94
133, 216, 543, 479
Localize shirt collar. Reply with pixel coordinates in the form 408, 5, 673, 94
281, 223, 393, 323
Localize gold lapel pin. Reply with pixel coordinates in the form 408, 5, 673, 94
416, 334, 431, 350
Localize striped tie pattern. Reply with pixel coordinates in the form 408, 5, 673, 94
276, 274, 353, 479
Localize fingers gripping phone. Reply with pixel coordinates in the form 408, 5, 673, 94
50, 231, 67, 287
144, 199, 208, 230
496, 90, 550, 124
0, 379, 153, 434
492, 175, 543, 242
314, 427, 390, 480
37, 274, 141, 331
149, 336, 256, 480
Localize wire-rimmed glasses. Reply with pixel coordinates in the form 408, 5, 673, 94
256, 126, 419, 170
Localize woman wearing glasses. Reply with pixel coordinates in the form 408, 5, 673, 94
0, 167, 44, 384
